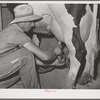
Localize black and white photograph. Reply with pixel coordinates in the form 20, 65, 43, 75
0, 1, 100, 99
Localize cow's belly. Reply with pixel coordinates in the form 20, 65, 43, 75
50, 18, 64, 42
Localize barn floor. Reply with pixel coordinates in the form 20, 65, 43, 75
10, 62, 100, 89
38, 62, 100, 89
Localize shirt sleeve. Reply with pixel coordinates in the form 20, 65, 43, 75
7, 31, 31, 48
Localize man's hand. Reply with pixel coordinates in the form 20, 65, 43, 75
53, 57, 65, 66
53, 47, 62, 56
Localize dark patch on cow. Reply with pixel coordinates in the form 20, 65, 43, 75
72, 26, 87, 63
65, 4, 86, 26
64, 4, 87, 63
72, 26, 87, 86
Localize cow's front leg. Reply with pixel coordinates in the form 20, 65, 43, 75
62, 41, 80, 89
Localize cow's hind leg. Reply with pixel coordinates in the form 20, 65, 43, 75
78, 49, 94, 85
62, 41, 81, 89
78, 46, 98, 85
78, 4, 98, 85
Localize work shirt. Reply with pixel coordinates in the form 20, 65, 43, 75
0, 24, 31, 54
0, 24, 39, 88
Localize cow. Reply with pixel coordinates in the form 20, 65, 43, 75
28, 3, 100, 89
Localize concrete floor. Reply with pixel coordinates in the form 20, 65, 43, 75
39, 61, 100, 89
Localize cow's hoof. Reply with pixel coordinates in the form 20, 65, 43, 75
78, 73, 92, 85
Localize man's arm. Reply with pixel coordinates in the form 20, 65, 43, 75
23, 41, 62, 61
35, 57, 65, 67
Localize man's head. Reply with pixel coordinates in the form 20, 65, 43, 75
9, 4, 42, 25
17, 21, 34, 32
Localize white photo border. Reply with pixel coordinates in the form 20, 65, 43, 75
0, 1, 100, 99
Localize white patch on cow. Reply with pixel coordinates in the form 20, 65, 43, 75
80, 4, 93, 43
49, 4, 76, 42
29, 4, 53, 16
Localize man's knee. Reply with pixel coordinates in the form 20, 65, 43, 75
21, 57, 33, 67
19, 48, 34, 60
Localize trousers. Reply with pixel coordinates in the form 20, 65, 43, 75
0, 47, 39, 88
